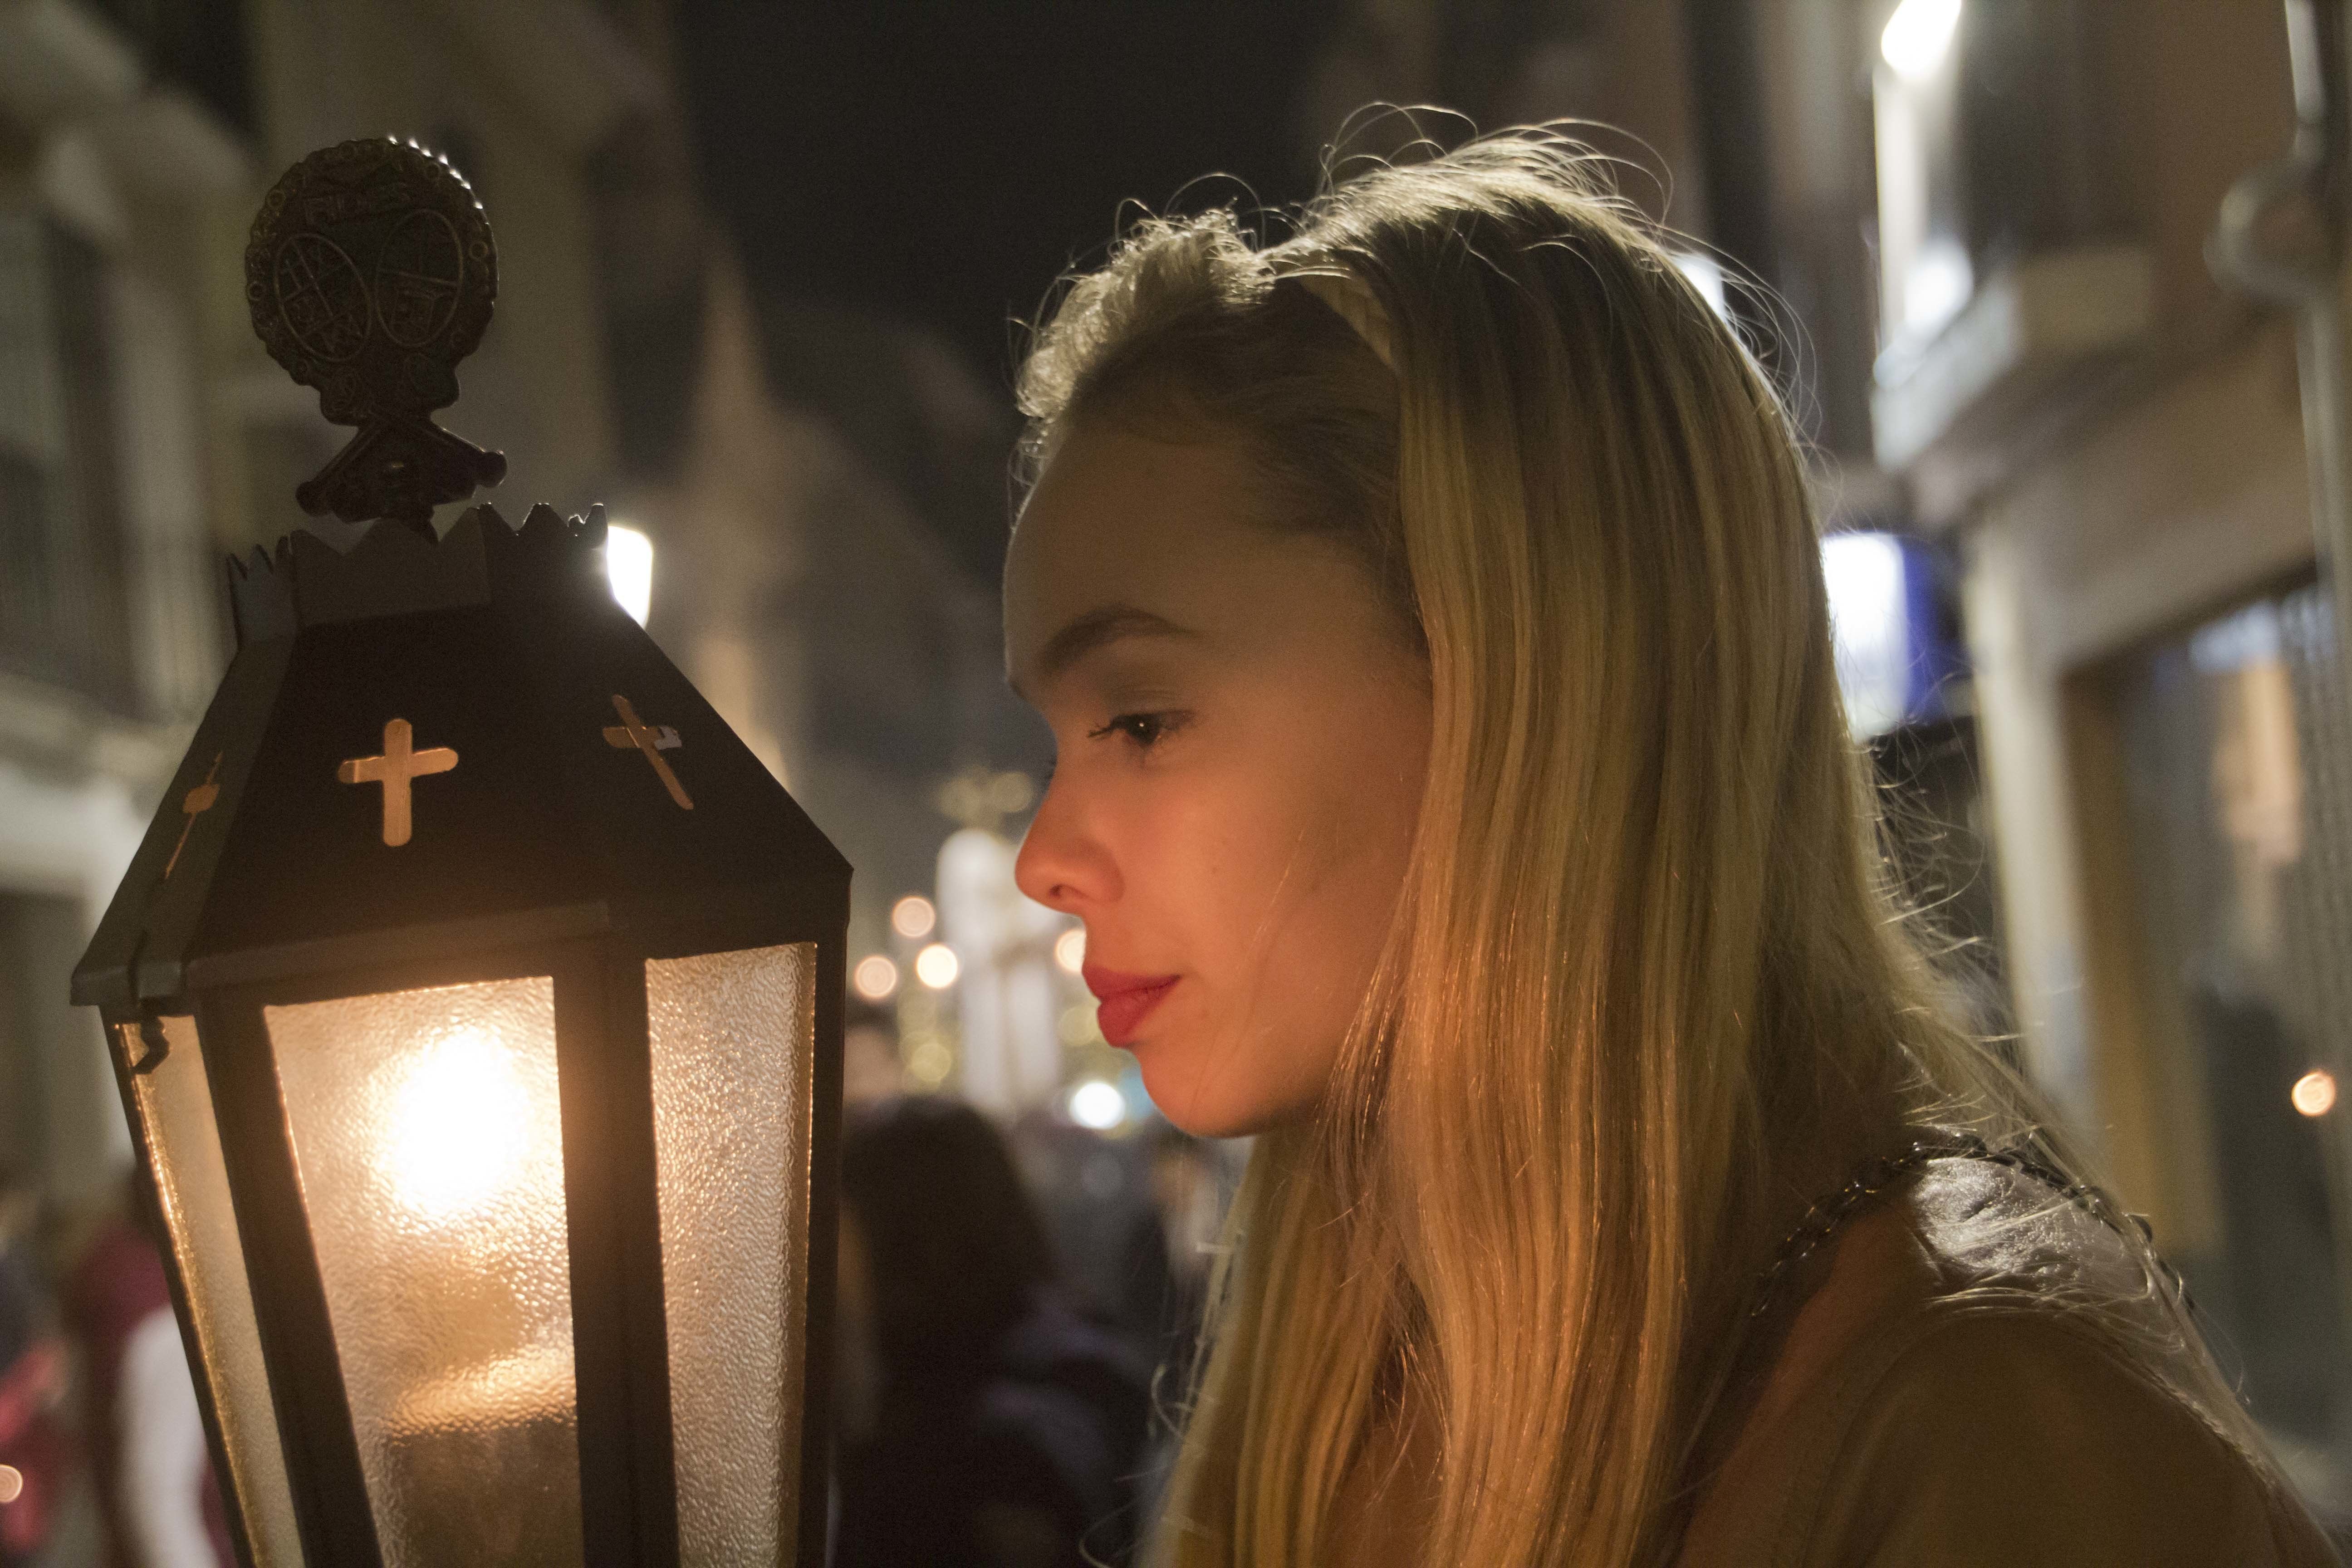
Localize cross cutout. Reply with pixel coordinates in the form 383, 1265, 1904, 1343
163, 753, 224, 880
603, 694, 693, 810
338, 719, 458, 846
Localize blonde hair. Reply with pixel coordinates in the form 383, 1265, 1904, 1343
1017, 130, 2253, 1565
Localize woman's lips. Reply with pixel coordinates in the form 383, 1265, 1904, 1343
1082, 963, 1180, 1047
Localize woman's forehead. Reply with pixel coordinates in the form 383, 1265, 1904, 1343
1004, 427, 1390, 703
1005, 428, 1280, 679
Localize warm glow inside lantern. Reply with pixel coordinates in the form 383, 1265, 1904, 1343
72, 140, 846, 1568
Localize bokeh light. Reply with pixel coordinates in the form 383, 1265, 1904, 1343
1066, 1078, 1126, 1131
891, 894, 936, 939
989, 772, 1036, 814
851, 955, 898, 1000
1054, 928, 1085, 974
2293, 1068, 2337, 1118
906, 1037, 953, 1087
914, 943, 960, 990
0, 1464, 21, 1504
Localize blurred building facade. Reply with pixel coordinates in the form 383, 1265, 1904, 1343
1867, 0, 2352, 1505
0, 0, 688, 1241
598, 103, 1062, 1110
0, 0, 253, 1231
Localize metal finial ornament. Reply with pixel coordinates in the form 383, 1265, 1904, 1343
247, 137, 507, 534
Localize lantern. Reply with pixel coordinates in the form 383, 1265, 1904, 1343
71, 140, 847, 1568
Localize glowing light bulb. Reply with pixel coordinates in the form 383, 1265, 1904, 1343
1054, 928, 1086, 974
0, 1465, 21, 1504
852, 955, 899, 1000
1881, 0, 1962, 81
1067, 1078, 1126, 1131
2293, 1068, 2337, 1118
386, 1029, 534, 1218
605, 525, 653, 627
891, 895, 936, 939
914, 943, 960, 990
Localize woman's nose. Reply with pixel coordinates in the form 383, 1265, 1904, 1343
1014, 776, 1117, 914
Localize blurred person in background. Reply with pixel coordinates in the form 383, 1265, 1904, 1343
0, 1166, 68, 1565
1004, 127, 2337, 1565
65, 1176, 229, 1568
834, 1096, 1150, 1568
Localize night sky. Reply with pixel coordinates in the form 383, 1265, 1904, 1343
676, 1, 1344, 390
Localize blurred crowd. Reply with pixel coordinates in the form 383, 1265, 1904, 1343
833, 995, 1231, 1568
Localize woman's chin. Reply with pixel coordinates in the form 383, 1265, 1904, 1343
1134, 1042, 1303, 1141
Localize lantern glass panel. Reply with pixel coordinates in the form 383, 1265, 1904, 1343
130, 1015, 306, 1568
647, 943, 817, 1567
266, 977, 582, 1568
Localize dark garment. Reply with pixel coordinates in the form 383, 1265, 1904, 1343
835, 1294, 1153, 1568
1113, 1207, 1206, 1407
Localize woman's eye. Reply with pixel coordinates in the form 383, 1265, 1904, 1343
1088, 710, 1186, 750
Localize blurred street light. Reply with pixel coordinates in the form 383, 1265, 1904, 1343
906, 1037, 954, 1087
891, 894, 937, 939
1066, 1079, 1126, 1131
2295, 1068, 2339, 1118
853, 955, 900, 1000
605, 524, 654, 627
915, 943, 960, 989
1823, 531, 1909, 739
935, 765, 1038, 834
1054, 927, 1086, 974
1670, 251, 1729, 319
1881, 0, 1962, 81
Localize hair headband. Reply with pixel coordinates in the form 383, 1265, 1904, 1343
1289, 269, 1397, 373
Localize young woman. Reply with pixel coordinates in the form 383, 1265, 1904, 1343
1003, 132, 2339, 1566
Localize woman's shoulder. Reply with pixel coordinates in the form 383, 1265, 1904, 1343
1679, 1157, 2340, 1568
1798, 1302, 2333, 1566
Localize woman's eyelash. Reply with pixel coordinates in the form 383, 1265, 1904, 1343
1088, 710, 1186, 748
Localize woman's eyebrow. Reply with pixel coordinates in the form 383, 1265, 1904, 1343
1015, 603, 1198, 696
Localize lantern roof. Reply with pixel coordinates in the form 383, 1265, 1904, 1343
74, 500, 848, 1016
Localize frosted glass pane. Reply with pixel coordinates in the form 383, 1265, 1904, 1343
267, 978, 581, 1568
648, 944, 816, 1568
131, 1015, 304, 1567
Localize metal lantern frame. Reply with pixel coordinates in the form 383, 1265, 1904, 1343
71, 137, 848, 1568
76, 506, 847, 1568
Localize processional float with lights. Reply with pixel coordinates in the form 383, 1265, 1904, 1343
71, 139, 848, 1568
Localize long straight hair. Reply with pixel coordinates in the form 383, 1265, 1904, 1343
1017, 131, 2242, 1565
